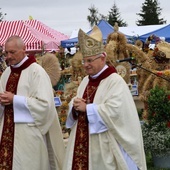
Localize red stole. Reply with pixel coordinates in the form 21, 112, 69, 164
72, 66, 116, 170
0, 56, 36, 170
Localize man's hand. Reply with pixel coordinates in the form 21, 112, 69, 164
73, 97, 87, 112
0, 91, 14, 106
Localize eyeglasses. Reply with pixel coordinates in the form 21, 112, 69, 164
82, 56, 101, 64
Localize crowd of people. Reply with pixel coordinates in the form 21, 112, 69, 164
0, 26, 147, 170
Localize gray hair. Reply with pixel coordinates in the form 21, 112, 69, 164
5, 35, 25, 49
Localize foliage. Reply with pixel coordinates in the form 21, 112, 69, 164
87, 5, 100, 28
142, 124, 170, 156
107, 2, 127, 27
87, 0, 167, 27
136, 0, 166, 25
0, 8, 7, 22
137, 108, 144, 120
87, 3, 127, 28
142, 86, 170, 156
147, 86, 170, 128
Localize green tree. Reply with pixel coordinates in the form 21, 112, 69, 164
99, 14, 107, 21
0, 8, 7, 22
87, 5, 99, 28
136, 0, 166, 25
107, 3, 127, 27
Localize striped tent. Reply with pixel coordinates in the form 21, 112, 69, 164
0, 20, 68, 51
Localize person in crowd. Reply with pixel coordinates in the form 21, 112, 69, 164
49, 49, 57, 54
63, 26, 147, 170
0, 45, 7, 75
0, 35, 65, 170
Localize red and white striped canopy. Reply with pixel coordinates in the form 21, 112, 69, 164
0, 20, 68, 51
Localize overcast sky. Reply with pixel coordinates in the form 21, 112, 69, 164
1, 0, 169, 36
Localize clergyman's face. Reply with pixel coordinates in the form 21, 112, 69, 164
5, 40, 25, 65
82, 54, 105, 76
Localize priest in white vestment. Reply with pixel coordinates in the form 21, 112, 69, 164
0, 35, 65, 170
63, 26, 147, 170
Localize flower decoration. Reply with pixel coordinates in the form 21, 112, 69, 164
142, 124, 170, 156
164, 70, 170, 76
154, 69, 170, 79
56, 100, 70, 135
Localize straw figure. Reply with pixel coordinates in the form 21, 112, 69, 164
105, 23, 131, 84
64, 51, 86, 104
105, 23, 170, 120
133, 38, 170, 97
55, 51, 86, 136
105, 23, 151, 88
36, 52, 61, 87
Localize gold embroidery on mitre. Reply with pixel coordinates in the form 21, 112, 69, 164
78, 25, 105, 57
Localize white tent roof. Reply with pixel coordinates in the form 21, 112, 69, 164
69, 24, 168, 40
64, 24, 169, 54
119, 24, 167, 37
